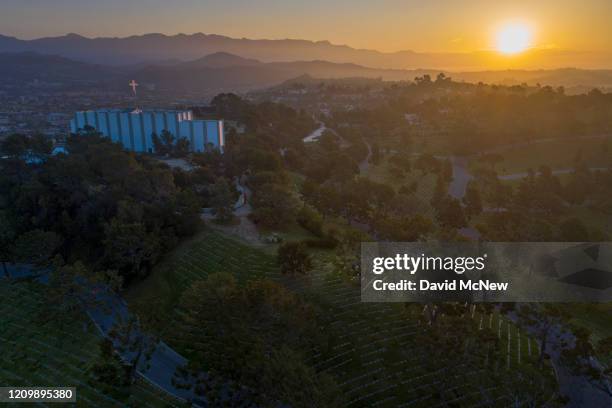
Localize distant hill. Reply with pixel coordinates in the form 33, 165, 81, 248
1, 51, 612, 96
182, 52, 262, 68
1, 32, 611, 71
0, 51, 409, 95
131, 53, 411, 93
452, 68, 612, 90
0, 52, 118, 83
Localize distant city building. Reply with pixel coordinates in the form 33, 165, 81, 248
69, 109, 224, 153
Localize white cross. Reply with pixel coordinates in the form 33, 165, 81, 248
129, 79, 138, 96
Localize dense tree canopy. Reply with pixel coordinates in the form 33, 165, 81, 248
0, 133, 202, 282
176, 272, 341, 407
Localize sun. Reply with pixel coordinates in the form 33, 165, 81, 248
495, 23, 533, 54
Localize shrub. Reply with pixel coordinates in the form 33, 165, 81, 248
297, 205, 324, 237
277, 242, 312, 275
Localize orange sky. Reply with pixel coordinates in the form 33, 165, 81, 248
2, 0, 611, 54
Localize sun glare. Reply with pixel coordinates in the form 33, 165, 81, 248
495, 23, 533, 54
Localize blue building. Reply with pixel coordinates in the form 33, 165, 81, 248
69, 109, 224, 153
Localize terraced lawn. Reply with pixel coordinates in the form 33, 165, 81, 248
0, 280, 185, 408
128, 229, 554, 407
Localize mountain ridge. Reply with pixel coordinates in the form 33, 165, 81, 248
1, 32, 611, 70
2, 51, 612, 96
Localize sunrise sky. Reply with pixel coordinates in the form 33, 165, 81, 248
2, 0, 611, 54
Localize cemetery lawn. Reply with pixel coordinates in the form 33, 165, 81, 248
471, 136, 612, 176
128, 229, 555, 407
568, 304, 612, 341
362, 158, 439, 198
563, 303, 612, 368
0, 279, 186, 408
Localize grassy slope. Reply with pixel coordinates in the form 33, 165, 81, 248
361, 159, 438, 198
472, 137, 612, 176
128, 229, 549, 407
569, 304, 612, 342
0, 280, 184, 408
472, 137, 612, 361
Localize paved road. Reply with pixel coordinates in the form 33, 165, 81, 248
507, 310, 610, 407
303, 122, 327, 143
448, 156, 472, 200
478, 134, 612, 156
3, 264, 206, 406
456, 150, 612, 405
359, 135, 612, 404
447, 156, 481, 240
359, 140, 372, 173
203, 177, 262, 246
234, 176, 252, 215
86, 291, 204, 405
498, 167, 609, 180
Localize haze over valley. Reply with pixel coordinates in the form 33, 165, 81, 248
2, 33, 612, 96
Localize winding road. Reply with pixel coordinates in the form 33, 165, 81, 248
498, 167, 609, 180
3, 265, 207, 406
445, 150, 612, 406
303, 122, 327, 143
448, 156, 473, 199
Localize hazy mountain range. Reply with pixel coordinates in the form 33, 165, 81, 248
3, 51, 612, 96
0, 51, 411, 92
2, 32, 612, 71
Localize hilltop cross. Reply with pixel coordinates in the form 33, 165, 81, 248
129, 79, 138, 96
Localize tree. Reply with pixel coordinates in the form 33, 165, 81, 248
329, 229, 368, 281
89, 338, 130, 389
175, 273, 341, 407
1, 134, 199, 286
415, 153, 440, 175
108, 315, 157, 384
463, 185, 483, 218
297, 205, 324, 237
388, 153, 412, 173
415, 74, 432, 86
517, 304, 569, 368
251, 183, 300, 228
0, 211, 17, 277
563, 327, 612, 403
370, 143, 381, 165
559, 218, 590, 241
481, 153, 504, 170
440, 159, 453, 182
502, 363, 564, 408
13, 229, 62, 270
103, 219, 160, 279
44, 261, 118, 348
278, 242, 312, 275
435, 197, 467, 229
174, 138, 190, 157
209, 177, 235, 222
435, 72, 450, 84
408, 304, 503, 403
0, 133, 28, 158
152, 130, 174, 156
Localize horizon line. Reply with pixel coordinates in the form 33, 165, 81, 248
2, 31, 610, 56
